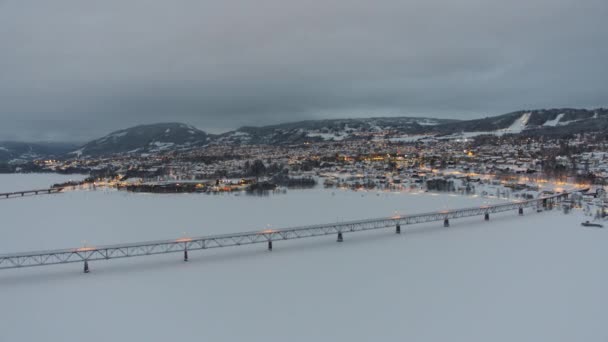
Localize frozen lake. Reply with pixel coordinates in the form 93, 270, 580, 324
0, 174, 606, 341
0, 172, 85, 193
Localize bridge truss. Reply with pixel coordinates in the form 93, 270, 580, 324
1, 188, 63, 199
0, 191, 572, 273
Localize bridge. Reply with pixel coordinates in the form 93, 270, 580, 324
1, 187, 64, 199
0, 191, 573, 273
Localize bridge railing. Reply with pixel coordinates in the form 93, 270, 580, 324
0, 191, 573, 272
1, 187, 63, 199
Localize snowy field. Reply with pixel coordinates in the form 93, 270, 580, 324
0, 174, 606, 341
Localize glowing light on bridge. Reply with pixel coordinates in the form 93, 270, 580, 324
74, 246, 97, 252
1, 191, 577, 272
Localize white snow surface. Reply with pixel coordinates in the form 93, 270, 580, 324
0, 174, 606, 342
416, 119, 440, 126
439, 113, 535, 141
543, 113, 565, 127
110, 131, 128, 138
306, 132, 346, 141
388, 134, 432, 142
0, 173, 86, 193
499, 112, 531, 134
149, 141, 175, 150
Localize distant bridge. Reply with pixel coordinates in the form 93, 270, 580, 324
1, 187, 63, 199
0, 191, 574, 273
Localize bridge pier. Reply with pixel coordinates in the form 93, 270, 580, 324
21, 192, 24, 196
0, 191, 576, 273
484, 213, 490, 221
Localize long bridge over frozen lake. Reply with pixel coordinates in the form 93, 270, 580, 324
1, 187, 63, 199
0, 191, 574, 273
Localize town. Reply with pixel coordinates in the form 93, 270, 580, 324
6, 131, 602, 216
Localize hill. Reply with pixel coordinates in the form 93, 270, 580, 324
72, 123, 209, 157
0, 141, 78, 164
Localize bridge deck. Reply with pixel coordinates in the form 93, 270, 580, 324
0, 192, 571, 272
1, 187, 63, 199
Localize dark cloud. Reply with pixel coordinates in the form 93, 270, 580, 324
1, 0, 607, 141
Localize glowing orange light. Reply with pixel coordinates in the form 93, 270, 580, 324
175, 237, 193, 243
260, 229, 274, 234
74, 246, 96, 252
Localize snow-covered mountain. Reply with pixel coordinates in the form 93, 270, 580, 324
71, 109, 608, 156
212, 109, 608, 145
74, 117, 459, 156
0, 141, 78, 163
72, 123, 209, 157
423, 108, 608, 140
5, 108, 607, 159
213, 117, 457, 145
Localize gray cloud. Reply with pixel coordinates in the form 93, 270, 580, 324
1, 0, 607, 141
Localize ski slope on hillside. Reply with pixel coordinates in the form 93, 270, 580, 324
543, 113, 565, 127
504, 112, 531, 133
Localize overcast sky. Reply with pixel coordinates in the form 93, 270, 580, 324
1, 0, 607, 142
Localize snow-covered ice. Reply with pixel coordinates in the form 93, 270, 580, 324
0, 173, 85, 193
0, 174, 606, 342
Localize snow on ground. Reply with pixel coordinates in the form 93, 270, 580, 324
508, 112, 532, 132
0, 173, 86, 193
440, 113, 535, 141
498, 112, 531, 135
306, 132, 347, 141
543, 113, 565, 127
0, 184, 500, 253
149, 141, 175, 150
416, 119, 440, 126
388, 134, 433, 142
0, 174, 606, 342
110, 130, 128, 139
